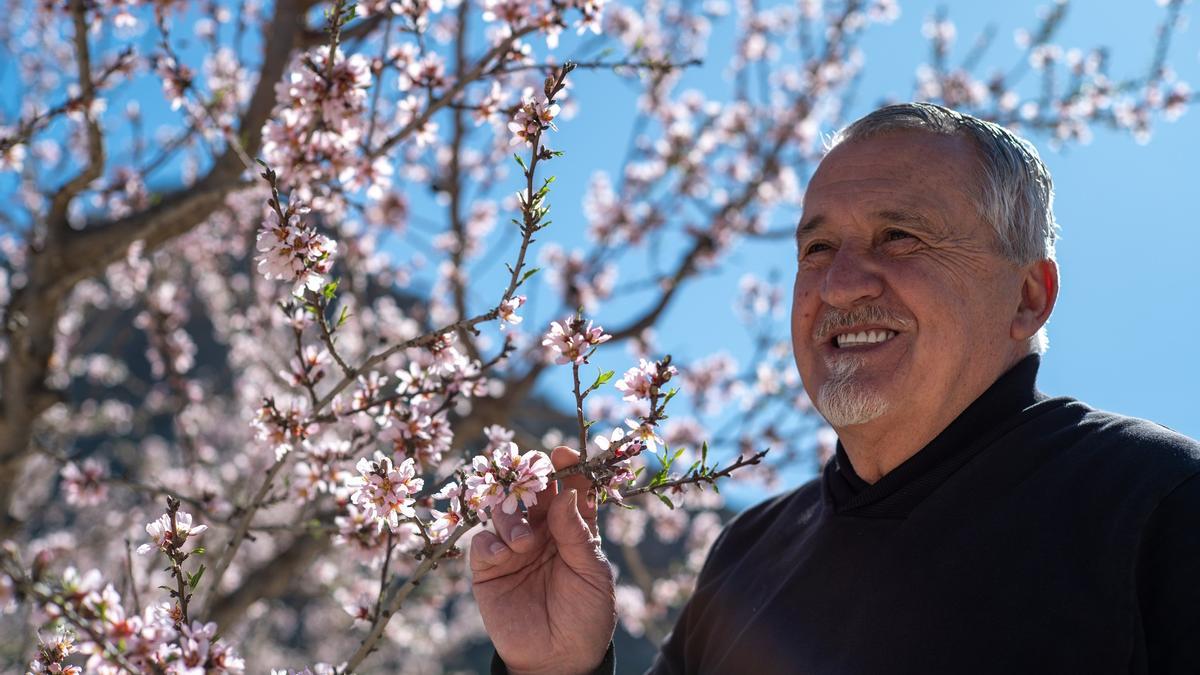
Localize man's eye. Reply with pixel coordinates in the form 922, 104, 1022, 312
803, 242, 831, 255
884, 229, 913, 241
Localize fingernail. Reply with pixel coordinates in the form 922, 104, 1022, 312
489, 541, 507, 555
586, 491, 596, 509
510, 523, 532, 541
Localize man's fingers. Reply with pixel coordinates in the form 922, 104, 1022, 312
489, 505, 539, 554
550, 446, 599, 537
527, 469, 559, 527
547, 489, 604, 571
469, 529, 512, 573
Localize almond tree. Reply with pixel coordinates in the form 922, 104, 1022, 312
0, 0, 1191, 671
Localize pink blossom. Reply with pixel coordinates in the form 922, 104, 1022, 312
481, 0, 531, 27
28, 628, 80, 675
177, 620, 246, 673
137, 511, 208, 555
541, 316, 612, 365
614, 358, 677, 402
474, 82, 505, 126
348, 453, 424, 532
428, 481, 464, 543
255, 205, 338, 296
498, 295, 526, 327
60, 459, 108, 507
625, 417, 663, 455
508, 92, 561, 146
156, 56, 194, 111
465, 442, 553, 515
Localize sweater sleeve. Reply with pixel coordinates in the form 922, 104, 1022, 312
1136, 471, 1200, 673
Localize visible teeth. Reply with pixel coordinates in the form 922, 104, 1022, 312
835, 330, 897, 348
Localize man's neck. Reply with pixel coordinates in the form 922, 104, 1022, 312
833, 352, 1031, 484
835, 415, 952, 484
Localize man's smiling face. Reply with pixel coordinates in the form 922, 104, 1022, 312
791, 129, 1029, 431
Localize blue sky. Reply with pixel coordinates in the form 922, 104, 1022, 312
8, 1, 1192, 488
74, 0, 1198, 447
527, 0, 1200, 470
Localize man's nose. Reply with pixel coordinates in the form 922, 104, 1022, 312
819, 247, 885, 308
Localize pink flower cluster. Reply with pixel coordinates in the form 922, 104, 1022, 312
28, 628, 79, 674
156, 56, 194, 112
615, 358, 677, 403
481, 0, 608, 46
60, 459, 108, 507
465, 442, 553, 515
255, 203, 338, 296
40, 569, 244, 673
252, 399, 318, 460
261, 46, 376, 204
136, 510, 209, 555
380, 402, 453, 470
348, 453, 425, 532
542, 316, 612, 365
593, 427, 638, 499
509, 91, 561, 146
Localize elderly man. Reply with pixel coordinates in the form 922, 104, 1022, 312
470, 103, 1200, 674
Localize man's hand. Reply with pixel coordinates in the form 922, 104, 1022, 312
470, 446, 616, 675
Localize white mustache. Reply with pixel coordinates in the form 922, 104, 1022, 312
813, 305, 911, 342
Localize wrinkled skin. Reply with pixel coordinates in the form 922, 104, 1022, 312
791, 129, 1057, 481
471, 446, 617, 675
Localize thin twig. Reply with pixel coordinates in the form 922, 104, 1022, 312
341, 518, 478, 671
621, 449, 769, 499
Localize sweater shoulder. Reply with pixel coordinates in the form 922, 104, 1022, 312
1051, 398, 1200, 470
1017, 398, 1200, 504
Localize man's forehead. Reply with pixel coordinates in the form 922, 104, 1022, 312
795, 207, 946, 247
797, 136, 985, 236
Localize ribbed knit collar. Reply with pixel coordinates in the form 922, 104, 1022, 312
823, 354, 1046, 517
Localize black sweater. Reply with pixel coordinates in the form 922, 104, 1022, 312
493, 356, 1200, 674
649, 355, 1200, 674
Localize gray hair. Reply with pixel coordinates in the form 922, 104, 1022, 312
830, 102, 1058, 354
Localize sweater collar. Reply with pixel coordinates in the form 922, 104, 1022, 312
823, 354, 1045, 517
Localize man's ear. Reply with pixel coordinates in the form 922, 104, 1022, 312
1011, 259, 1058, 342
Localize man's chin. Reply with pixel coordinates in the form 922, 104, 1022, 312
816, 381, 889, 427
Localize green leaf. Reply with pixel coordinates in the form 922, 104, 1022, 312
519, 267, 541, 284
191, 547, 205, 556
321, 278, 340, 301
513, 153, 528, 172
337, 305, 351, 328
656, 493, 675, 510
188, 565, 206, 590
701, 441, 709, 467
588, 369, 615, 393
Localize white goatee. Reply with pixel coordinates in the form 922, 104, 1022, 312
816, 354, 889, 427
